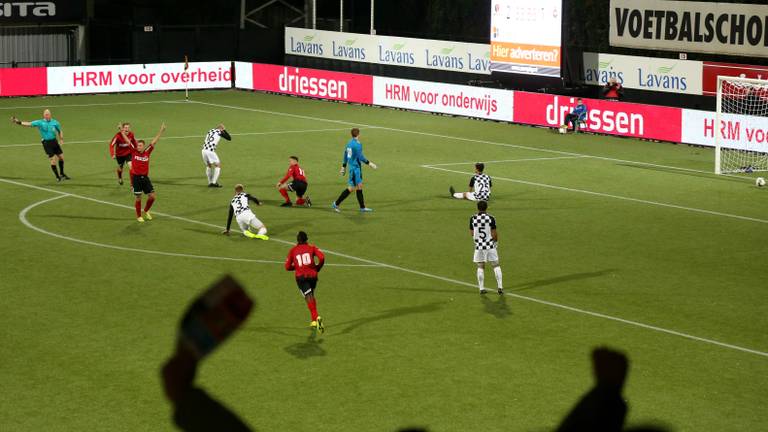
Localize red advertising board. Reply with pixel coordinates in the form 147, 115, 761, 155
513, 92, 682, 142
251, 64, 373, 104
0, 67, 47, 97
703, 62, 768, 95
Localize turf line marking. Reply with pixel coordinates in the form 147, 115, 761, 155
191, 100, 741, 180
0, 128, 351, 148
18, 196, 376, 268
3, 176, 766, 359
423, 165, 768, 225
0, 100, 185, 110
423, 156, 587, 166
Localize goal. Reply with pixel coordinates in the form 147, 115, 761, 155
715, 76, 768, 174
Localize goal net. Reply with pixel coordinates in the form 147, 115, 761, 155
715, 76, 768, 174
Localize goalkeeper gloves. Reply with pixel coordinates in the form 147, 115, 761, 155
340, 166, 346, 176
369, 162, 378, 170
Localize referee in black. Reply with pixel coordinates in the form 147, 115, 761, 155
11, 109, 70, 182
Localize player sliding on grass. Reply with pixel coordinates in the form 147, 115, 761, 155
285, 231, 326, 332
276, 156, 311, 207
110, 122, 136, 185
450, 162, 492, 201
470, 200, 503, 295
201, 124, 232, 188
331, 128, 377, 213
222, 184, 268, 240
121, 123, 166, 222
11, 109, 70, 182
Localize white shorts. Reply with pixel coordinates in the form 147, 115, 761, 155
236, 210, 263, 232
202, 149, 220, 166
473, 248, 499, 263
465, 192, 489, 202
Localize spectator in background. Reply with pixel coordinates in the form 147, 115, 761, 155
603, 77, 624, 101
562, 98, 588, 133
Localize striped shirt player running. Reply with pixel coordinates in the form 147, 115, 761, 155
450, 162, 492, 201
11, 109, 69, 182
222, 184, 268, 240
201, 124, 232, 188
285, 231, 326, 332
469, 200, 504, 294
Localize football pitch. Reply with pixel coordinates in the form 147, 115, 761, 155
1, 89, 766, 431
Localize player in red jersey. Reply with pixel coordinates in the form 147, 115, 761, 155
121, 123, 166, 222
110, 122, 137, 185
276, 156, 311, 207
285, 231, 326, 332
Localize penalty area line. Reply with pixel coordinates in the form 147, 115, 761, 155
2, 176, 767, 358
422, 165, 768, 225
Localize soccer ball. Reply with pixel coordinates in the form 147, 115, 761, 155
756, 177, 766, 187
558, 126, 567, 134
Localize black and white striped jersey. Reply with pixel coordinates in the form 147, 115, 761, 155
469, 212, 497, 250
202, 128, 231, 151
469, 173, 492, 201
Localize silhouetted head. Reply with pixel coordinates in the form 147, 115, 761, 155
477, 200, 488, 212
289, 156, 299, 166
592, 346, 629, 390
297, 231, 308, 244
475, 162, 485, 173
351, 128, 360, 138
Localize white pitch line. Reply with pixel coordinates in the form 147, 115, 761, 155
18, 195, 377, 268
423, 165, 768, 225
190, 100, 742, 180
0, 127, 351, 148
422, 156, 587, 167
2, 176, 767, 358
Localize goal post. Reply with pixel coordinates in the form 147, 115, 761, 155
715, 76, 768, 174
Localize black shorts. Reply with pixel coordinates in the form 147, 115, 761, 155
115, 155, 131, 167
296, 277, 317, 296
288, 180, 308, 197
42, 139, 62, 157
132, 175, 154, 195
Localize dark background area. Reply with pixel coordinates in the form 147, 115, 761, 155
3, 0, 768, 109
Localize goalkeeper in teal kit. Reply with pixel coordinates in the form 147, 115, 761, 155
331, 128, 377, 213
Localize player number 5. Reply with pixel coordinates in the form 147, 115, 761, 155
477, 226, 487, 240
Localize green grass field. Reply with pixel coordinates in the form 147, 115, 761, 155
1, 89, 767, 431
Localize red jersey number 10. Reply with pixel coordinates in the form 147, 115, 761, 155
295, 252, 312, 267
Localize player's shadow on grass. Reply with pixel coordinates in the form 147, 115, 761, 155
333, 301, 445, 335
284, 332, 325, 359
512, 269, 617, 292
482, 294, 510, 319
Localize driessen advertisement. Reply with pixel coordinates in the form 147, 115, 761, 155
372, 76, 513, 121
246, 63, 373, 104
46, 62, 232, 94
284, 27, 491, 75
582, 52, 703, 95
512, 92, 683, 142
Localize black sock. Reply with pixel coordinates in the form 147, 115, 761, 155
335, 189, 351, 205
356, 190, 365, 208
51, 165, 60, 178
58, 159, 65, 175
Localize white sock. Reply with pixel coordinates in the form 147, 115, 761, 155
206, 167, 212, 183
477, 268, 485, 290
494, 266, 503, 289
257, 226, 267, 235
212, 167, 221, 184
453, 193, 464, 199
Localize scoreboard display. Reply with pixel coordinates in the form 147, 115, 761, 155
490, 0, 563, 77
